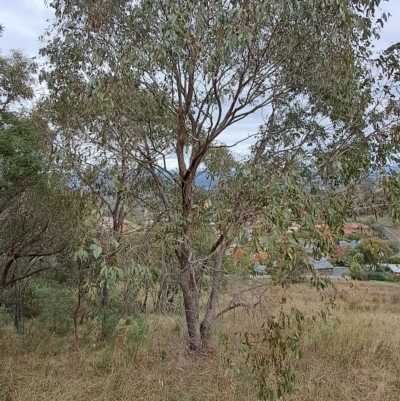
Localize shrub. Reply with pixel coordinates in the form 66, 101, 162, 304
350, 270, 368, 281
100, 307, 120, 340
36, 286, 74, 335
366, 271, 388, 282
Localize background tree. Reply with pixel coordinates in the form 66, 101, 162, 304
352, 237, 393, 271
0, 48, 37, 111
0, 30, 88, 327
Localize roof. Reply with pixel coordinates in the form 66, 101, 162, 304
313, 259, 334, 270
343, 223, 372, 234
385, 264, 400, 274
253, 262, 267, 274
339, 240, 359, 248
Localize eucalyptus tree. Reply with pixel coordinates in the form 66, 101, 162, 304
0, 105, 88, 290
0, 47, 37, 111
42, 0, 400, 351
42, 71, 174, 237
0, 38, 87, 322
40, 13, 177, 312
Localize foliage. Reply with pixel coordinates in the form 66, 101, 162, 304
126, 314, 149, 345
242, 308, 305, 400
351, 238, 394, 270
265, 238, 310, 284
329, 245, 348, 266
0, 48, 37, 110
0, 180, 87, 288
348, 260, 366, 280
0, 111, 42, 191
0, 62, 87, 291
366, 271, 389, 282
36, 285, 74, 335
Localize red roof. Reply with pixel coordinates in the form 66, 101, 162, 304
343, 223, 372, 234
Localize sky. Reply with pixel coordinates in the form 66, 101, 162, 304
1, 0, 400, 167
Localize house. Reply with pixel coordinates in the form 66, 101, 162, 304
384, 264, 400, 275
338, 240, 359, 248
343, 223, 372, 235
312, 259, 334, 274
253, 262, 267, 276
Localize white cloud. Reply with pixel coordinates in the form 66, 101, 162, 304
0, 0, 53, 57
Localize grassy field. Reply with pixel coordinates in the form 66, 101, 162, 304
1, 279, 400, 401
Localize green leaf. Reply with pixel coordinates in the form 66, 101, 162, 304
89, 243, 102, 259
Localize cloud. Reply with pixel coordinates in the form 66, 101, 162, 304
0, 0, 54, 57
378, 2, 400, 51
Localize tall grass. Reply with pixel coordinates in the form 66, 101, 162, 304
1, 281, 400, 400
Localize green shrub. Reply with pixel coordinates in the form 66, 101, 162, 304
100, 307, 120, 340
37, 286, 74, 335
387, 274, 400, 283
126, 314, 149, 344
366, 271, 388, 281
350, 270, 368, 281
0, 306, 11, 326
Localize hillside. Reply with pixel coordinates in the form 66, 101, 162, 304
1, 280, 400, 401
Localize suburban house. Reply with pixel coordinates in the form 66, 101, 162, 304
338, 240, 359, 248
253, 262, 267, 276
343, 222, 372, 235
312, 259, 334, 274
384, 264, 400, 275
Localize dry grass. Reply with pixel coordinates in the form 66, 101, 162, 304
1, 280, 400, 401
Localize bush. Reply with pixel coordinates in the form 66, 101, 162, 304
366, 271, 389, 282
386, 274, 400, 283
350, 270, 368, 281
36, 285, 74, 335
387, 241, 400, 255
0, 305, 11, 326
370, 223, 384, 238
126, 314, 149, 344
343, 233, 369, 241
100, 307, 120, 340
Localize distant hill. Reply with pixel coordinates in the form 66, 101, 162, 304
67, 169, 217, 191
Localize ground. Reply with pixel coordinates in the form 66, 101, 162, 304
1, 279, 400, 401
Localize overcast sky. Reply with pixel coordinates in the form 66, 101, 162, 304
1, 0, 400, 166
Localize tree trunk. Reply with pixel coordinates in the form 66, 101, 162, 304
102, 279, 109, 309
200, 245, 225, 342
13, 278, 22, 331
178, 168, 203, 351
73, 289, 81, 341
179, 255, 202, 351
101, 199, 123, 311
141, 277, 149, 313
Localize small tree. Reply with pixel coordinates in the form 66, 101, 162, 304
353, 238, 393, 271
